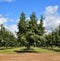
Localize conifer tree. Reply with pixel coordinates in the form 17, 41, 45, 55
38, 15, 45, 36
17, 12, 27, 46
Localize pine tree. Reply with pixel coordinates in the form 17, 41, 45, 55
18, 12, 26, 34
26, 12, 38, 49
38, 15, 45, 36
17, 12, 45, 49
17, 12, 27, 46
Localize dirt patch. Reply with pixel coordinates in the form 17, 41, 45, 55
0, 53, 60, 61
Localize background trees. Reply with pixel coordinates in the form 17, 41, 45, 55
17, 12, 60, 49
0, 24, 17, 48
45, 24, 60, 48
0, 12, 60, 49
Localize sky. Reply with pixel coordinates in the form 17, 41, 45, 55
0, 0, 60, 34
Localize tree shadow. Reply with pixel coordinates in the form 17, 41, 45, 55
52, 49, 60, 52
43, 47, 60, 52
49, 48, 60, 52
0, 47, 6, 50
14, 48, 38, 53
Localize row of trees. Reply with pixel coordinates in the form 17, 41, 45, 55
0, 24, 17, 48
17, 12, 60, 49
45, 25, 60, 48
0, 12, 60, 49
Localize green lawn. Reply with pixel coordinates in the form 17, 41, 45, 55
32, 47, 60, 53
0, 47, 22, 54
0, 47, 60, 54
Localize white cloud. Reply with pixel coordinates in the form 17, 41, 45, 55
0, 14, 8, 25
0, 0, 15, 2
44, 5, 60, 32
5, 24, 18, 35
44, 5, 58, 16
9, 24, 18, 33
0, 14, 18, 35
1, 5, 60, 35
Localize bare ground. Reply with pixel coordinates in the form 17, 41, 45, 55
0, 53, 60, 61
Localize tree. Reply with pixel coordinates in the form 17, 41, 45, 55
45, 24, 60, 48
17, 12, 46, 49
26, 12, 38, 49
17, 12, 27, 46
54, 25, 60, 47
38, 15, 45, 36
0, 24, 17, 48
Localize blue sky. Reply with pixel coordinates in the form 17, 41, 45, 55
0, 0, 60, 33
0, 0, 60, 19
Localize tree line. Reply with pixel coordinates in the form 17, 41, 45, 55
0, 24, 18, 48
0, 12, 60, 49
17, 12, 60, 49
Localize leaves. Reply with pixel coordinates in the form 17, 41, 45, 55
17, 12, 45, 48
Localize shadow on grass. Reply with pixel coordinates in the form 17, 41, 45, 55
0, 48, 5, 50
0, 47, 6, 50
49, 48, 60, 52
53, 49, 60, 52
43, 47, 60, 52
14, 48, 38, 53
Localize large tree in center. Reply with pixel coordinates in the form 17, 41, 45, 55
17, 12, 45, 49
17, 12, 27, 46
26, 12, 38, 49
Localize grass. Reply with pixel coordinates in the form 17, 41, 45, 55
0, 47, 60, 54
32, 47, 53, 53
0, 47, 23, 54
32, 47, 60, 53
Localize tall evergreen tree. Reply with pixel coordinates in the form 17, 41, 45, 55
28, 12, 38, 32
38, 15, 45, 36
26, 12, 38, 49
17, 12, 27, 46
17, 12, 45, 49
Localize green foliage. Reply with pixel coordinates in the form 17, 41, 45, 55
17, 12, 27, 46
45, 24, 60, 48
0, 24, 17, 48
1, 11, 60, 49
38, 16, 45, 36
17, 12, 45, 49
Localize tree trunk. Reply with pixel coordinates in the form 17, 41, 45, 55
27, 44, 30, 50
